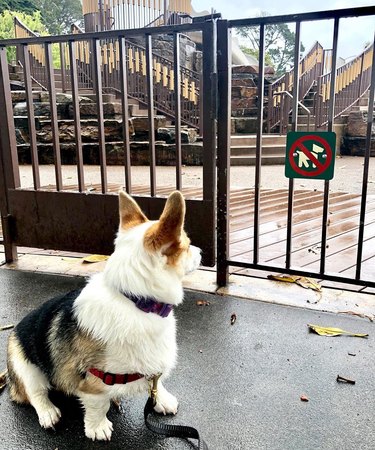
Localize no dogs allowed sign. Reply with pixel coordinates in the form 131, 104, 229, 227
285, 131, 336, 180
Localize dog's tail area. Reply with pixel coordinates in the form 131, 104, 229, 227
0, 368, 7, 394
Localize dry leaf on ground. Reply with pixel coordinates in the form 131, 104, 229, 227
268, 274, 321, 292
300, 395, 309, 402
308, 324, 368, 338
0, 324, 14, 331
82, 254, 109, 263
230, 313, 237, 325
339, 311, 374, 322
196, 300, 211, 306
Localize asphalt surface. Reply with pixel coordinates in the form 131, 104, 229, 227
0, 269, 374, 450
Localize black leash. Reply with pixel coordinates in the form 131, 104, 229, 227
144, 375, 208, 450
144, 397, 208, 450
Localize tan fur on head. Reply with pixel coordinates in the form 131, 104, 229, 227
119, 191, 148, 231
144, 191, 186, 254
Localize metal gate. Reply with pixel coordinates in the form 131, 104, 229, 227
217, 6, 375, 288
0, 20, 217, 266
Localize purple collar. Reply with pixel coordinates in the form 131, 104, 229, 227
122, 291, 173, 318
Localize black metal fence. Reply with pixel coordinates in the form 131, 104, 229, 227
217, 6, 375, 288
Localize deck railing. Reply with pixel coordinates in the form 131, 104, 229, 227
83, 0, 193, 32
14, 15, 200, 128
268, 41, 324, 132
315, 44, 374, 127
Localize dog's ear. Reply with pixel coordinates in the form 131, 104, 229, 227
118, 191, 148, 230
144, 191, 185, 252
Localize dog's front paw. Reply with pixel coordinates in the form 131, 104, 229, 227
154, 390, 178, 415
85, 418, 113, 441
38, 404, 61, 429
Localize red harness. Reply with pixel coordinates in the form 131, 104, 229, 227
88, 368, 144, 386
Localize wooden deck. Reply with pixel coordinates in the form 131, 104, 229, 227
1, 184, 375, 289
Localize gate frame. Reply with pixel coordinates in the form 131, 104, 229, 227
217, 6, 375, 288
0, 20, 218, 267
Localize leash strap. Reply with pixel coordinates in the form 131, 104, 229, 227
144, 397, 208, 450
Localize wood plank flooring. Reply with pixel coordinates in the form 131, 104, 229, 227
1, 184, 374, 288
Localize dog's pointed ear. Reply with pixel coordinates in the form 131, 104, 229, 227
119, 191, 148, 231
144, 191, 185, 252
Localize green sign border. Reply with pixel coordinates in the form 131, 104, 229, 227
285, 131, 336, 180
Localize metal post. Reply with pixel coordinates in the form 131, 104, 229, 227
0, 47, 20, 262
320, 17, 339, 274
285, 21, 301, 269
216, 20, 231, 287
253, 23, 265, 265
355, 32, 375, 280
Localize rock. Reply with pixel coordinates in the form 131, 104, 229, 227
231, 86, 257, 99
346, 110, 375, 137
39, 92, 93, 104
156, 127, 197, 144
68, 102, 123, 118
131, 115, 167, 135
232, 78, 256, 87
35, 119, 134, 143
13, 102, 69, 118
341, 136, 375, 156
232, 65, 258, 74
232, 117, 260, 134
231, 97, 258, 109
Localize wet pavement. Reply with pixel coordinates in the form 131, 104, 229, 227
0, 269, 375, 450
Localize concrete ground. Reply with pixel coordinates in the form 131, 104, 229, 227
1, 269, 375, 450
17, 155, 375, 194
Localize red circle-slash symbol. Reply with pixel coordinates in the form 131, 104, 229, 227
289, 134, 332, 177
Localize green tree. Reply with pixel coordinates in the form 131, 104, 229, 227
0, 10, 48, 62
0, 10, 61, 66
0, 0, 37, 15
237, 12, 305, 76
33, 0, 83, 35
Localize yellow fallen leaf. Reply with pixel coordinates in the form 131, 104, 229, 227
268, 274, 321, 292
82, 254, 109, 263
268, 274, 299, 283
308, 324, 368, 338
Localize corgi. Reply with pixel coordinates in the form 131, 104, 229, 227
7, 190, 201, 441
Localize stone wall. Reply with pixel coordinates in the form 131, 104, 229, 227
341, 109, 375, 156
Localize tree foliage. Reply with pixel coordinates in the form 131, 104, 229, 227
33, 0, 83, 35
237, 12, 305, 76
0, 0, 37, 15
0, 10, 61, 65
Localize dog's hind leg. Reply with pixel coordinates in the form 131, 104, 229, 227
78, 392, 113, 441
7, 334, 61, 429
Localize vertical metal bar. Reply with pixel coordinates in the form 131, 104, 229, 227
355, 32, 375, 280
45, 42, 63, 191
202, 20, 216, 203
173, 32, 182, 190
119, 37, 132, 193
253, 23, 265, 265
68, 41, 85, 192
145, 34, 156, 196
216, 20, 231, 287
0, 46, 20, 261
59, 43, 67, 93
320, 17, 339, 274
92, 38, 108, 194
163, 0, 168, 24
285, 21, 301, 269
21, 44, 40, 190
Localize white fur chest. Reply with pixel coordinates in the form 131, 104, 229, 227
74, 276, 178, 377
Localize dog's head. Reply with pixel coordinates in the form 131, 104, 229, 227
104, 191, 201, 304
